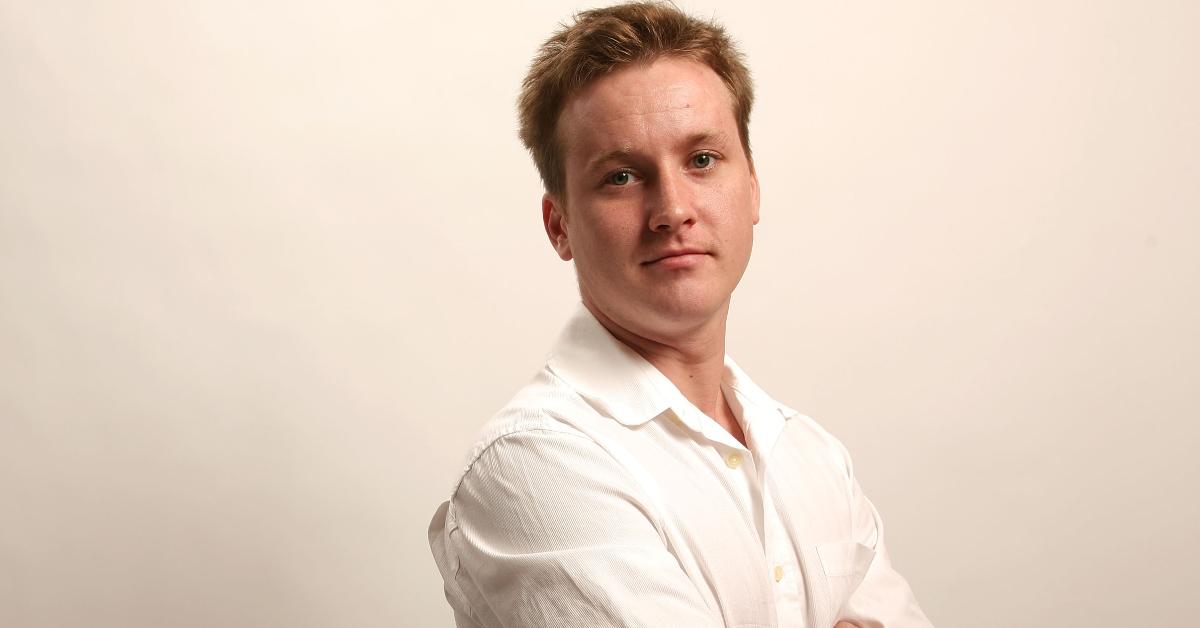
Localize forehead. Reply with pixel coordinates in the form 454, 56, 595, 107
556, 57, 737, 163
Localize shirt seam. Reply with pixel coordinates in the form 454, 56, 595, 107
448, 423, 596, 501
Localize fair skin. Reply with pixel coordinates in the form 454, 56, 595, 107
542, 57, 860, 628
542, 56, 758, 444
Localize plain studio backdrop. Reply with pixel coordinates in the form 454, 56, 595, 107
2, 1, 1197, 626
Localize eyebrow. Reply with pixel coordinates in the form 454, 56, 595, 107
583, 145, 634, 174
582, 130, 730, 173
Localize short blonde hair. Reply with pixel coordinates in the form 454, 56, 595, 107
518, 2, 754, 196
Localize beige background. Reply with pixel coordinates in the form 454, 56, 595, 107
2, 0, 1197, 626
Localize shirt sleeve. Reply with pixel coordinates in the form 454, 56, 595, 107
431, 426, 724, 628
838, 442, 935, 627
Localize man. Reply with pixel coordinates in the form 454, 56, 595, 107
428, 3, 933, 626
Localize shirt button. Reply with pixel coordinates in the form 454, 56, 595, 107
725, 453, 743, 469
774, 565, 784, 582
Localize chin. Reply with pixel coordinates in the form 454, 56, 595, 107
639, 290, 727, 325
583, 274, 731, 328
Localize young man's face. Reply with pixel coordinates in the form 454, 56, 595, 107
543, 56, 760, 338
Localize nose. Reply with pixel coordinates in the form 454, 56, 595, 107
647, 171, 697, 233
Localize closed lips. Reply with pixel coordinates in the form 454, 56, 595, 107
645, 249, 707, 264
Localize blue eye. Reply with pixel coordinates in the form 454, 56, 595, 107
692, 153, 715, 168
608, 171, 632, 186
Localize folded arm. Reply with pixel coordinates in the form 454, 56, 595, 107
835, 440, 934, 627
430, 426, 724, 628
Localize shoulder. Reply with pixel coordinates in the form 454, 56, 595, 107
440, 382, 663, 544
447, 366, 615, 500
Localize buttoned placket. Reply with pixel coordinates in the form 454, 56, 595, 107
682, 403, 806, 610
739, 401, 808, 624
665, 389, 810, 624
667, 404, 764, 540
725, 442, 805, 623
762, 472, 807, 623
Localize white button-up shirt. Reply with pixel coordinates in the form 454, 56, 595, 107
428, 306, 933, 627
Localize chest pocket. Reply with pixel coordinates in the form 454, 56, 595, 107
816, 541, 876, 614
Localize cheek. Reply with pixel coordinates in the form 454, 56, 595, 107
569, 210, 640, 265
704, 186, 756, 236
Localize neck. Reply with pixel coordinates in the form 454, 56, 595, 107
582, 299, 731, 424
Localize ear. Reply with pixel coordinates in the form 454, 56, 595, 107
542, 193, 573, 261
749, 165, 761, 225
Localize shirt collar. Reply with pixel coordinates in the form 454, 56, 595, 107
722, 354, 800, 455
546, 304, 681, 426
545, 303, 800, 431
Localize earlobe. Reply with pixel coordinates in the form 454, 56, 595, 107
542, 194, 573, 261
750, 169, 761, 225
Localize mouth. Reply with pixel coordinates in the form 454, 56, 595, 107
643, 249, 710, 267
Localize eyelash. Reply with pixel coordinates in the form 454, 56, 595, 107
690, 151, 719, 169
601, 152, 721, 187
605, 170, 636, 186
